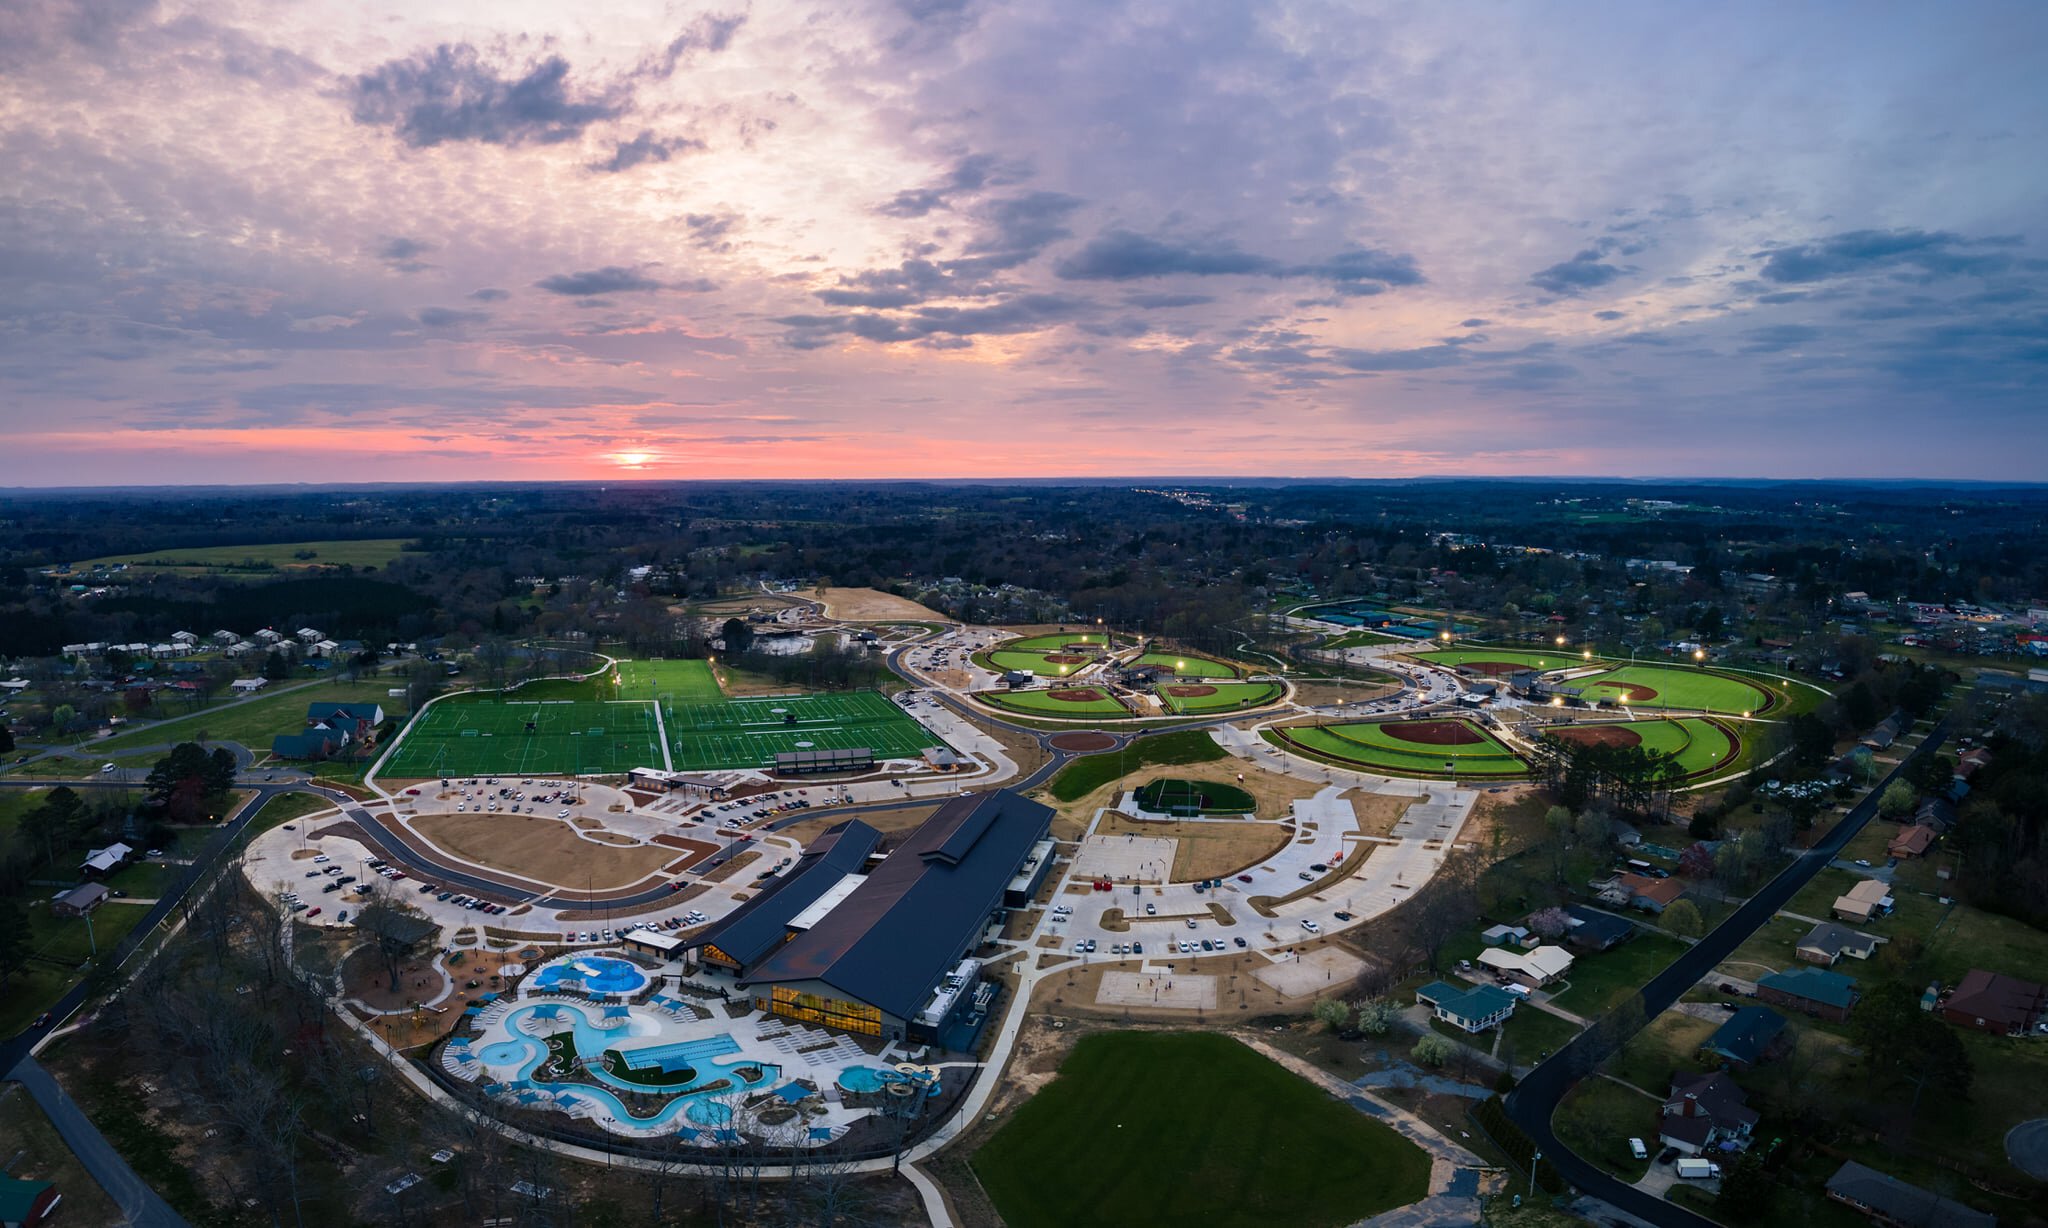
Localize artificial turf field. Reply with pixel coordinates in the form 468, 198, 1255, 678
985, 648, 1098, 676
1135, 777, 1256, 814
614, 657, 724, 703
1158, 680, 1284, 714
972, 1032, 1430, 1228
662, 689, 939, 770
1267, 717, 1529, 777
381, 700, 663, 777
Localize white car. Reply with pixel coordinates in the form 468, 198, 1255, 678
558, 808, 571, 819
1300, 919, 1321, 933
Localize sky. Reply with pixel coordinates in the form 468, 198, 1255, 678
2, 0, 2044, 484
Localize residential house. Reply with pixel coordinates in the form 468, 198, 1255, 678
1564, 905, 1636, 952
0, 1176, 61, 1228
1831, 878, 1895, 923
211, 629, 239, 644
1913, 798, 1958, 834
295, 627, 323, 643
1757, 967, 1860, 1022
78, 842, 133, 877
271, 702, 385, 761
1603, 872, 1685, 914
1415, 981, 1518, 1033
230, 678, 268, 695
1860, 712, 1905, 751
1796, 921, 1882, 967
1940, 969, 2048, 1037
1477, 944, 1575, 988
170, 630, 198, 646
253, 628, 285, 644
1823, 1160, 1995, 1228
1659, 1071, 1758, 1155
52, 882, 110, 916
1698, 1007, 1788, 1072
1481, 923, 1535, 947
1887, 825, 1936, 859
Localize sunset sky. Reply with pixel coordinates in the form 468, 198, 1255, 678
3, 0, 2043, 484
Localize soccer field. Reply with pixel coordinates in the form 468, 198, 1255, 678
614, 658, 724, 703
381, 700, 663, 777
663, 690, 940, 771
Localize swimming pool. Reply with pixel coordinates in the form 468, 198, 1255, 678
839, 1066, 943, 1096
530, 955, 650, 995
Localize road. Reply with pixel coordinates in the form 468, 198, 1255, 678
1504, 718, 1949, 1228
6, 1057, 189, 1227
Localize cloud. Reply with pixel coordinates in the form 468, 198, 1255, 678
468, 288, 510, 302
1740, 323, 1822, 352
377, 236, 435, 272
1125, 292, 1214, 309
1459, 318, 1490, 328
349, 44, 624, 148
1593, 309, 1626, 320
954, 191, 1083, 269
534, 266, 665, 296
777, 293, 1090, 348
1529, 247, 1628, 296
417, 306, 490, 328
1056, 230, 1421, 294
878, 153, 1029, 218
591, 130, 701, 173
1331, 345, 1469, 371
683, 212, 740, 251
636, 13, 747, 79
1755, 228, 2023, 284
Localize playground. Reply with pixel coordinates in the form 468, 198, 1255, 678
1264, 717, 1529, 777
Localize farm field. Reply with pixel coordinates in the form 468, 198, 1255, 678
380, 699, 662, 777
614, 658, 724, 703
1267, 718, 1528, 777
981, 687, 1132, 717
664, 690, 939, 770
971, 1032, 1430, 1228
1538, 717, 1740, 778
1127, 650, 1241, 678
73, 538, 414, 573
1157, 680, 1284, 714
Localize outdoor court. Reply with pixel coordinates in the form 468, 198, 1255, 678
1095, 970, 1217, 1011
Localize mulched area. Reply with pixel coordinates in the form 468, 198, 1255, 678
1048, 688, 1109, 702
1550, 724, 1643, 749
1050, 732, 1118, 752
1381, 720, 1487, 746
1163, 685, 1219, 697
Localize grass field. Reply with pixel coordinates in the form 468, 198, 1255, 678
1570, 665, 1773, 714
985, 649, 1099, 677
1546, 932, 1688, 1016
92, 678, 400, 756
1, 902, 152, 1038
614, 658, 724, 703
1128, 650, 1241, 679
1048, 729, 1227, 801
1267, 719, 1528, 777
1004, 632, 1115, 653
74, 538, 413, 573
1551, 1076, 1657, 1182
1157, 680, 1284, 714
1319, 629, 1405, 649
380, 699, 662, 777
982, 687, 1132, 717
971, 1032, 1430, 1228
1425, 647, 1599, 672
664, 690, 939, 770
1536, 717, 1739, 779
1135, 777, 1256, 814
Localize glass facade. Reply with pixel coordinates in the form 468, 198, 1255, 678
768, 985, 883, 1036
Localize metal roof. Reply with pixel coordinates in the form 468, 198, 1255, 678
685, 819, 880, 967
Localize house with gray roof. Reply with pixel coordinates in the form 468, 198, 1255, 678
1824, 1160, 1995, 1228
1698, 1007, 1787, 1071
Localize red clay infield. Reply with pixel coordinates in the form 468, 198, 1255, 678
1459, 661, 1532, 676
1048, 687, 1108, 702
1050, 731, 1117, 752
1164, 685, 1219, 697
1598, 683, 1660, 702
1551, 725, 1644, 749
1043, 653, 1088, 664
1384, 720, 1487, 746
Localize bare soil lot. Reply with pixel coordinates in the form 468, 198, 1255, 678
797, 586, 949, 622
409, 812, 686, 889
1095, 813, 1290, 881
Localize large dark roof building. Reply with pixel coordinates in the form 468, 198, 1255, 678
694, 790, 1053, 1041
690, 819, 882, 973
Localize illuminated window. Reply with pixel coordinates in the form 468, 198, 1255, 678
769, 986, 882, 1036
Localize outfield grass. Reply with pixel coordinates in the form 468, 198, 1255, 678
1158, 680, 1283, 714
1320, 629, 1404, 649
972, 1032, 1430, 1228
1537, 717, 1739, 778
1128, 650, 1241, 679
982, 687, 1131, 717
1425, 647, 1598, 672
1571, 665, 1773, 714
73, 537, 413, 572
614, 658, 725, 703
1004, 632, 1114, 653
985, 649, 1098, 677
1048, 729, 1227, 801
1267, 719, 1528, 777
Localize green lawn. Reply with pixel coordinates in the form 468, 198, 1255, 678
1571, 665, 1774, 715
1552, 1077, 1657, 1182
1047, 729, 1227, 801
73, 537, 413, 572
1537, 717, 1739, 779
93, 678, 398, 755
614, 658, 725, 703
1135, 777, 1256, 814
0, 1081, 123, 1225
972, 1032, 1431, 1228
1128, 650, 1242, 679
1158, 680, 1284, 714
982, 687, 1132, 717
1267, 719, 1528, 777
1004, 632, 1117, 653
1547, 933, 1690, 1016
0, 902, 152, 1037
1501, 1004, 1584, 1060
1320, 629, 1404, 649
1605, 1010, 1720, 1092
101, 859, 176, 897
985, 648, 1099, 677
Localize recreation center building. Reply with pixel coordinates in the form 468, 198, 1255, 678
683, 789, 1056, 1043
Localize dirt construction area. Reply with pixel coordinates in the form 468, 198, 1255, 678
1094, 970, 1218, 1011
409, 812, 694, 890
794, 586, 948, 622
1253, 947, 1368, 998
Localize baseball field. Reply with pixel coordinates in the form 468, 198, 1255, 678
1264, 717, 1529, 777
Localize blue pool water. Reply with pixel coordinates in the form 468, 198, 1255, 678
686, 1099, 732, 1126
839, 1066, 942, 1096
472, 1003, 776, 1131
531, 956, 649, 994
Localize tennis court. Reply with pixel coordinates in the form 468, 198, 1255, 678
381, 699, 664, 777
663, 690, 940, 771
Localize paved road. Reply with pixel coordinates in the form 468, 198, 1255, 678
1504, 718, 1949, 1228
6, 1056, 190, 1227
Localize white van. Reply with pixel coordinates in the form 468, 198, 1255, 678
1628, 1137, 1648, 1160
